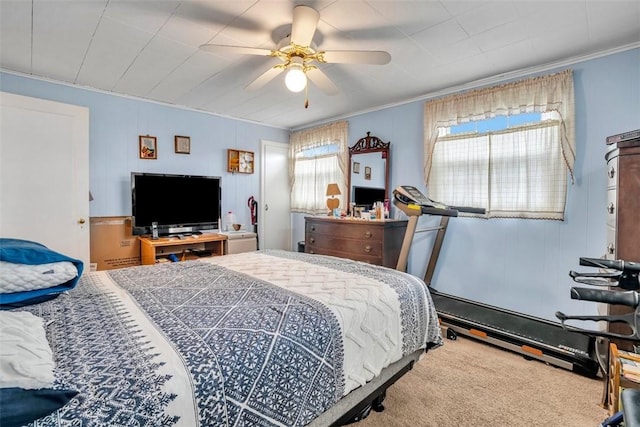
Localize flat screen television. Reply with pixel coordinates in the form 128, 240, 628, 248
352, 186, 386, 209
131, 172, 221, 236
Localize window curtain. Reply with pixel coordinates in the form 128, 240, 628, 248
424, 69, 575, 183
430, 121, 566, 219
289, 121, 348, 214
489, 122, 565, 218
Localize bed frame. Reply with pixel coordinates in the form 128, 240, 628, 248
309, 347, 430, 426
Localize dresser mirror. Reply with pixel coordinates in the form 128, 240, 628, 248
347, 132, 390, 213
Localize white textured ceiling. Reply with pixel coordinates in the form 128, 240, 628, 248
1, 0, 639, 130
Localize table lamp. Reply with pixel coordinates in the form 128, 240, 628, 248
326, 183, 341, 215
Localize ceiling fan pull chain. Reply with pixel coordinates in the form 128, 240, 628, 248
304, 84, 309, 109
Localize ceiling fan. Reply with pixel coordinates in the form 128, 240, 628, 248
199, 5, 391, 108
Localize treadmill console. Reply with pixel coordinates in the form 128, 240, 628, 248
394, 185, 444, 208
394, 185, 486, 217
393, 185, 458, 217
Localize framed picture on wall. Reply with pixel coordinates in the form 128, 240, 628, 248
174, 135, 190, 154
353, 161, 360, 174
139, 135, 157, 159
364, 166, 371, 180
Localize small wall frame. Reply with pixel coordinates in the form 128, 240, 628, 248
174, 135, 190, 154
139, 135, 157, 159
227, 149, 254, 174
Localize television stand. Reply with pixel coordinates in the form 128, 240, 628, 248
139, 234, 227, 265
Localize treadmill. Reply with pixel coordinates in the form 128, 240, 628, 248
392, 185, 600, 377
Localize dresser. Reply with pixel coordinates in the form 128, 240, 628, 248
304, 217, 408, 268
604, 138, 640, 349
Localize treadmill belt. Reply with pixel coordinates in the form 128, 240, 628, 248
432, 292, 592, 353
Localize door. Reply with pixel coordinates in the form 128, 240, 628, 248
0, 92, 90, 265
260, 140, 290, 250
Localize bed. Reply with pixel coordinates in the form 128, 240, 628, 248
0, 239, 443, 426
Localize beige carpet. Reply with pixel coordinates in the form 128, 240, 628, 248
359, 336, 609, 427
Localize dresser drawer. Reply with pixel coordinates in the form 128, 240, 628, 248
306, 220, 384, 241
305, 244, 383, 265
306, 247, 381, 265
306, 234, 382, 257
606, 189, 617, 229
606, 155, 618, 190
606, 225, 617, 260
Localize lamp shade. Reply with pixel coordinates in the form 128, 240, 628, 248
326, 183, 341, 214
326, 183, 341, 197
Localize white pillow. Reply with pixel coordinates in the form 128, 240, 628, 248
0, 311, 54, 389
0, 260, 78, 294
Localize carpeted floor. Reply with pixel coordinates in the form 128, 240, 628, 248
359, 336, 609, 426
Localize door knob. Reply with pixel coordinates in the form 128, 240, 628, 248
78, 218, 86, 224
265, 204, 269, 211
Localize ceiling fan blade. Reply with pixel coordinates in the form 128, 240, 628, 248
306, 68, 339, 96
200, 44, 273, 57
321, 50, 391, 65
246, 66, 284, 91
290, 5, 319, 47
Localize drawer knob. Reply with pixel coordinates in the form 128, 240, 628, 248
364, 245, 372, 253
607, 243, 615, 255
607, 202, 615, 214
311, 226, 316, 232
309, 250, 315, 254
608, 166, 615, 179
310, 237, 315, 243
364, 231, 372, 238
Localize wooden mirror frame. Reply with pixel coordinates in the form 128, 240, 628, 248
347, 132, 390, 213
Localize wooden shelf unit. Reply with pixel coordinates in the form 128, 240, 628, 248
139, 234, 227, 265
227, 149, 254, 174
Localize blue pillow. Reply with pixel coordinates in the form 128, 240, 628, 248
0, 387, 78, 426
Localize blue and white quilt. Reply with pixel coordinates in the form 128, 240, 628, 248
21, 250, 442, 426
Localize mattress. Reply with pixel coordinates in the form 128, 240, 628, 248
10, 249, 442, 426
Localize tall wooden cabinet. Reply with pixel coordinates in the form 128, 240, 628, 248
605, 139, 640, 263
305, 217, 408, 268
604, 138, 640, 349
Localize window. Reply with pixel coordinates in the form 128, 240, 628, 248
289, 121, 348, 214
431, 115, 564, 218
424, 70, 575, 220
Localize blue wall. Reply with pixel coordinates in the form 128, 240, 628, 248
295, 48, 638, 321
374, 48, 638, 320
2, 47, 638, 321
0, 73, 290, 227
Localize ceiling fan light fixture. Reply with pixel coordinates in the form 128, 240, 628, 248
285, 57, 307, 93
285, 66, 307, 92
